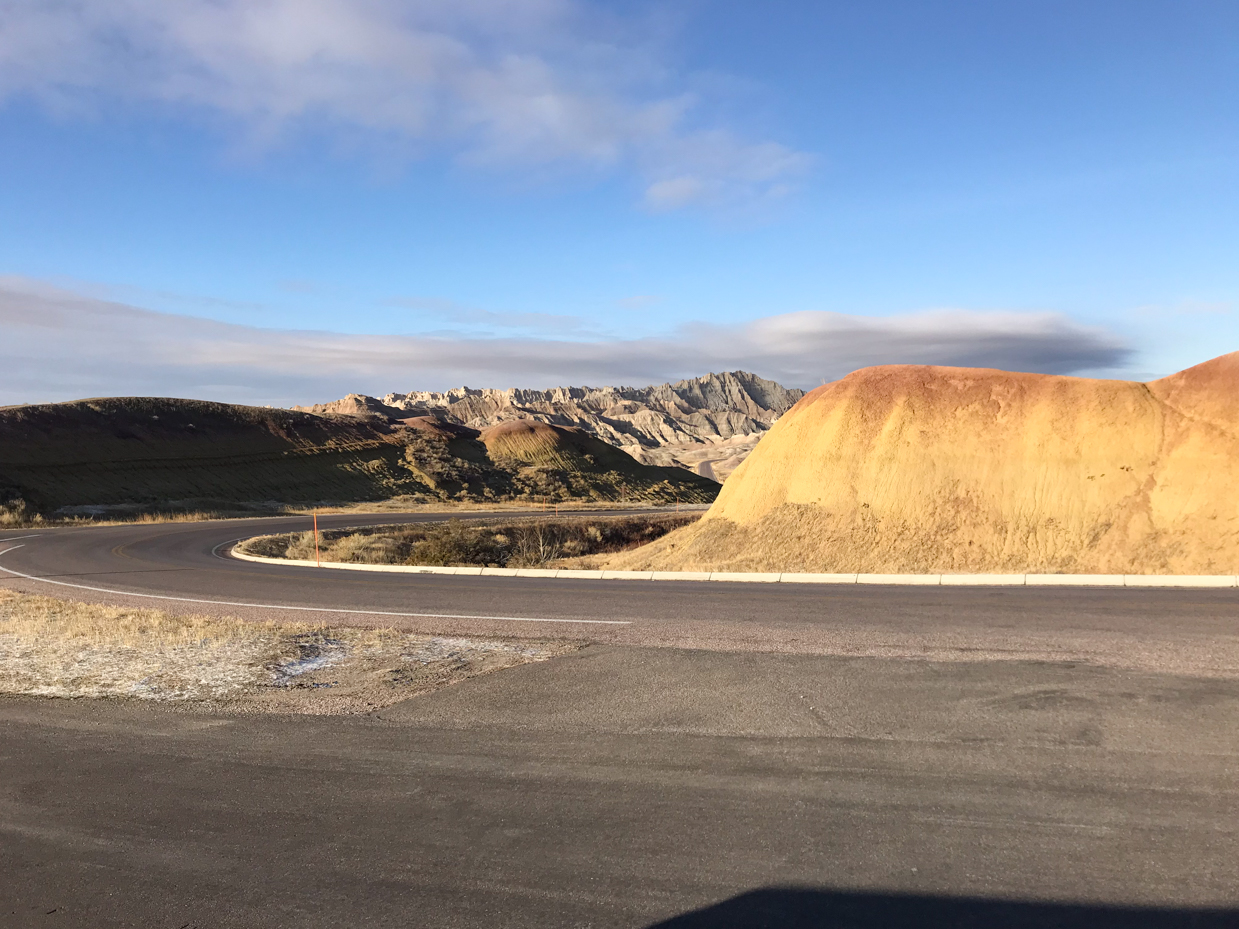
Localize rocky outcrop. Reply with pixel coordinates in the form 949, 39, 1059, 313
300, 372, 803, 481
295, 393, 408, 419
606, 353, 1239, 575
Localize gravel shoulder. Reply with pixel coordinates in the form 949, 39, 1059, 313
0, 589, 575, 715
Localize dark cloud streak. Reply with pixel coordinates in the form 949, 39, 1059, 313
0, 280, 1131, 407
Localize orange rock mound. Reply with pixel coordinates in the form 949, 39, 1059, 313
609, 352, 1239, 575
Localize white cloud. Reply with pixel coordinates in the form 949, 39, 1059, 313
386, 295, 588, 333
616, 294, 661, 308
0, 278, 1132, 407
642, 176, 705, 211
0, 0, 808, 208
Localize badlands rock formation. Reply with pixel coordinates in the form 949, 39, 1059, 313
609, 353, 1239, 575
301, 372, 804, 481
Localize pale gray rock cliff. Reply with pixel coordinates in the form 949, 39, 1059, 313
300, 372, 804, 482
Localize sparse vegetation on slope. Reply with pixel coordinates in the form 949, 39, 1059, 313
0, 397, 718, 518
608, 352, 1239, 575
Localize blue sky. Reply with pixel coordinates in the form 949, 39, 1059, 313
0, 0, 1236, 404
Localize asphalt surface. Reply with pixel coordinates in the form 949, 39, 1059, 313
3, 647, 1239, 927
3, 514, 1239, 672
2, 514, 1239, 927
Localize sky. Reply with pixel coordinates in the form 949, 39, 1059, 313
0, 0, 1236, 406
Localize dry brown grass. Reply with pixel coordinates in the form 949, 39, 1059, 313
4, 499, 692, 530
0, 588, 283, 647
240, 513, 702, 568
0, 589, 306, 700
3, 506, 282, 529
0, 589, 570, 711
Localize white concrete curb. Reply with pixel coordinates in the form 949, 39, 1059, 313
229, 548, 1238, 588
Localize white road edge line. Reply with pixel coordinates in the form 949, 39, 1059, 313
212, 538, 252, 560
0, 546, 630, 625
226, 546, 1239, 589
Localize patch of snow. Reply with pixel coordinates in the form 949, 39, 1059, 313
402, 636, 555, 666
271, 636, 347, 686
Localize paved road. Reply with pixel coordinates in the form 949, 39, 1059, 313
2, 515, 1239, 927
3, 646, 1239, 927
2, 515, 1239, 672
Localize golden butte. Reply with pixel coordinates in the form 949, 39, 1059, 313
611, 351, 1239, 575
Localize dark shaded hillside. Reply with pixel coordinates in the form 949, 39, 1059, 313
0, 397, 717, 516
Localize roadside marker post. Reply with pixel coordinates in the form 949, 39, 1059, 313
313, 511, 321, 567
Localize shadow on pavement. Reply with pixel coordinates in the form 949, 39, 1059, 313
646, 888, 1239, 928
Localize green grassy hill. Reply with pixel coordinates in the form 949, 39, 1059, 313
0, 398, 718, 518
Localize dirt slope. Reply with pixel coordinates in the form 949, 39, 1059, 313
607, 353, 1239, 575
482, 420, 645, 471
296, 393, 409, 419
0, 398, 716, 516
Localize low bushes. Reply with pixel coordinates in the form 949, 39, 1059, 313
242, 513, 700, 568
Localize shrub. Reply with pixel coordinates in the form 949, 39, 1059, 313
508, 523, 565, 567
242, 513, 701, 568
0, 498, 41, 528
409, 520, 506, 567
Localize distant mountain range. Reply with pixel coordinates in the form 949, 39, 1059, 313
297, 371, 806, 481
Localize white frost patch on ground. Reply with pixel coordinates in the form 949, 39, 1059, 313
0, 591, 573, 708
270, 635, 349, 686
403, 636, 558, 666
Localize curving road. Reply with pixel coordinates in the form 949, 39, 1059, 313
4, 513, 1239, 927
2, 512, 1239, 670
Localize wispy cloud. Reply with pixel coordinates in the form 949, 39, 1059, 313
0, 0, 808, 209
616, 294, 661, 309
0, 278, 1133, 407
385, 295, 588, 334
